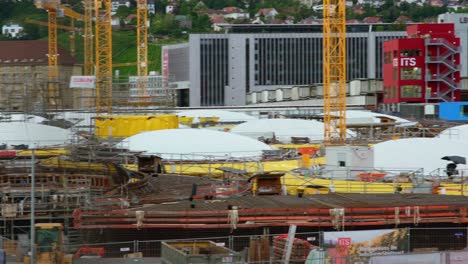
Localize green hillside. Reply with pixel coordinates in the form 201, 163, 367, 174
56, 29, 186, 78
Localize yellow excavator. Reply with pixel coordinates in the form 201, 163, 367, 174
24, 223, 73, 264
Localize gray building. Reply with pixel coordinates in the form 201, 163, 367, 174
438, 13, 468, 79
163, 19, 468, 107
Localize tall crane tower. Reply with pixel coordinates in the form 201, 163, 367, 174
323, 0, 347, 144
137, 0, 149, 103
83, 0, 94, 76
24, 18, 82, 57
34, 0, 83, 110
94, 0, 112, 115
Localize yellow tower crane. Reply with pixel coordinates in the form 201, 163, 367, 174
24, 18, 82, 57
94, 0, 113, 115
137, 0, 149, 103
83, 0, 94, 76
323, 0, 347, 144
34, 0, 83, 110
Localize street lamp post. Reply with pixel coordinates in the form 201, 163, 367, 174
30, 146, 36, 264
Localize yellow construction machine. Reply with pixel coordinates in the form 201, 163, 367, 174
24, 223, 73, 264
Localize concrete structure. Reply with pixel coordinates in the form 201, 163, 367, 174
383, 24, 461, 105
438, 13, 468, 79
1, 23, 23, 38
187, 25, 405, 106
161, 43, 190, 106
325, 145, 374, 179
0, 40, 81, 111
163, 21, 468, 107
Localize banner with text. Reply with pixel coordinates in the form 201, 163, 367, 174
323, 229, 408, 263
70, 76, 96, 89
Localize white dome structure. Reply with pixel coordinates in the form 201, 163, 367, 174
122, 128, 274, 160
57, 112, 96, 128
373, 138, 468, 174
177, 110, 257, 123
231, 118, 355, 143
0, 114, 48, 123
324, 110, 416, 126
438, 124, 468, 141
0, 123, 75, 148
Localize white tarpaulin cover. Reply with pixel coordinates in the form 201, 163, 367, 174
325, 110, 415, 126
231, 118, 355, 143
0, 123, 75, 148
176, 110, 257, 123
373, 138, 468, 174
122, 128, 274, 160
0, 114, 47, 123
438, 124, 468, 141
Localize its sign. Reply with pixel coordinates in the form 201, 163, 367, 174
460, 17, 468, 24
393, 58, 417, 67
70, 76, 96, 89
338, 237, 352, 247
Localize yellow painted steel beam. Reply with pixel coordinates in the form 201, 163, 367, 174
95, 0, 113, 114
47, 9, 60, 110
137, 0, 149, 103
84, 0, 94, 76
24, 18, 82, 32
323, 0, 347, 144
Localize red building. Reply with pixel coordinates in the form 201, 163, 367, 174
383, 24, 461, 105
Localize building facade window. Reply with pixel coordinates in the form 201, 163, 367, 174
401, 85, 422, 98
400, 67, 422, 80
400, 49, 421, 57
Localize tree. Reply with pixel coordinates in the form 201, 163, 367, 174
151, 13, 180, 36
191, 14, 212, 33
116, 5, 133, 19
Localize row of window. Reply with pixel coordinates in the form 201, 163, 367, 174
392, 67, 422, 80
385, 85, 422, 99
384, 49, 422, 64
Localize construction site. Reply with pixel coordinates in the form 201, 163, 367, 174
0, 0, 468, 263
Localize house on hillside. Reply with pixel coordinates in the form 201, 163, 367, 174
1, 23, 23, 38
428, 0, 444, 7
363, 16, 383, 24
211, 15, 227, 31
395, 15, 412, 23
148, 0, 155, 14
175, 15, 192, 29
111, 0, 131, 15
255, 8, 279, 20
111, 16, 121, 29
222, 7, 249, 20
166, 0, 179, 14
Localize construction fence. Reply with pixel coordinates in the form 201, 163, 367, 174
2, 227, 462, 263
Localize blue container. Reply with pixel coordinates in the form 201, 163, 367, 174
439, 102, 468, 121
0, 249, 5, 264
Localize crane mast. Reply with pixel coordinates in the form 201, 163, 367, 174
94, 0, 112, 114
84, 0, 94, 76
323, 0, 347, 144
137, 0, 148, 103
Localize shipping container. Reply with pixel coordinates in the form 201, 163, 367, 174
161, 241, 242, 264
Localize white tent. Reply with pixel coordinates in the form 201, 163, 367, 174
324, 110, 416, 126
121, 128, 274, 160
231, 118, 355, 143
0, 114, 48, 123
0, 123, 76, 148
373, 138, 468, 175
438, 124, 468, 141
176, 110, 257, 123
56, 112, 96, 128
